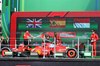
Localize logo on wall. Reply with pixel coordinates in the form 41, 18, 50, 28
45, 32, 76, 38
26, 18, 42, 28
50, 19, 66, 28
82, 33, 89, 37
59, 32, 76, 38
73, 18, 90, 28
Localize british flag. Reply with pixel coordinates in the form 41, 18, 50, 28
26, 18, 42, 28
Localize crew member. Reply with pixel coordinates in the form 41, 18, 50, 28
6, 36, 9, 44
1, 36, 7, 44
89, 30, 99, 56
23, 31, 35, 46
53, 32, 61, 45
1, 36, 8, 48
40, 32, 50, 43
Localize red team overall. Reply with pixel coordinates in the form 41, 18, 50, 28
54, 32, 61, 45
39, 32, 50, 43
90, 30, 99, 56
23, 31, 35, 46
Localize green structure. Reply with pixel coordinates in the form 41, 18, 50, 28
2, 0, 100, 38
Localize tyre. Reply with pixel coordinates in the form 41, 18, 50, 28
1, 47, 12, 57
64, 48, 78, 58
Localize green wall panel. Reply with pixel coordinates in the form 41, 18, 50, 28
19, 0, 98, 11
2, 0, 100, 39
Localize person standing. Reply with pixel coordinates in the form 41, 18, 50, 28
6, 36, 9, 44
1, 36, 8, 48
89, 30, 99, 56
23, 31, 35, 46
40, 32, 50, 43
54, 32, 61, 45
1, 36, 7, 44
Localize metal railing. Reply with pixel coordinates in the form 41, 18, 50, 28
1, 37, 100, 59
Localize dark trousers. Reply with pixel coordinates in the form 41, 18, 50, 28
24, 39, 28, 46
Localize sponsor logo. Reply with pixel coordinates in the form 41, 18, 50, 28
45, 32, 76, 38
59, 32, 76, 38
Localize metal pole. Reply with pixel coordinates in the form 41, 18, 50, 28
92, 45, 93, 58
68, 45, 69, 47
87, 40, 89, 51
14, 8, 16, 12
15, 40, 17, 49
54, 37, 56, 58
0, 39, 1, 52
57, 40, 58, 45
72, 40, 74, 47
28, 40, 29, 45
77, 37, 79, 58
43, 36, 45, 58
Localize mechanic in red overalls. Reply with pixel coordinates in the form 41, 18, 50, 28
23, 31, 35, 46
40, 32, 50, 43
54, 32, 61, 45
89, 30, 99, 56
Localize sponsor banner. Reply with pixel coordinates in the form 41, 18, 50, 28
45, 32, 76, 38
82, 35, 89, 37
59, 32, 76, 38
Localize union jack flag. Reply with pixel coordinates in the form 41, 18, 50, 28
26, 18, 42, 28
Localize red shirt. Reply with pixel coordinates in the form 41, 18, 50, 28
90, 33, 99, 41
39, 34, 45, 38
55, 35, 61, 45
23, 32, 33, 40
